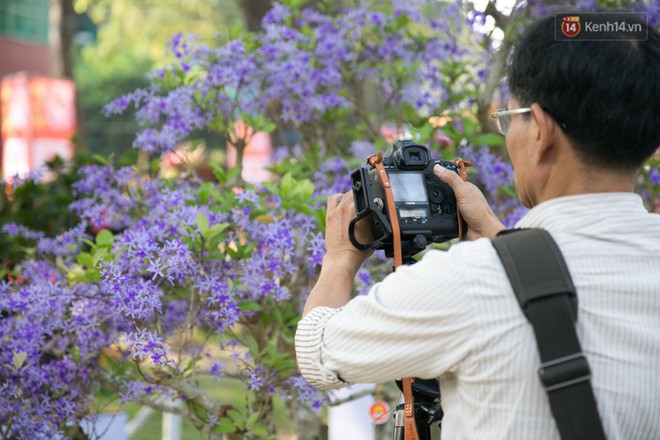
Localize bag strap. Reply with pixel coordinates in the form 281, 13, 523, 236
491, 228, 606, 440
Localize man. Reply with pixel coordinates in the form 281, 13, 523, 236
295, 14, 660, 439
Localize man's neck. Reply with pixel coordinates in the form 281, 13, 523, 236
533, 163, 636, 207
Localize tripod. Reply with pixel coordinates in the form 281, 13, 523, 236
389, 259, 443, 440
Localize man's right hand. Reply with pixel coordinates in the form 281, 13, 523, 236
433, 164, 506, 240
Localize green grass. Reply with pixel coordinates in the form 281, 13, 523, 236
121, 376, 292, 440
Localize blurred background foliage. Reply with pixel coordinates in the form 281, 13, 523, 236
73, 0, 244, 156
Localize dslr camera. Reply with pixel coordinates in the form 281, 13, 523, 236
349, 140, 461, 259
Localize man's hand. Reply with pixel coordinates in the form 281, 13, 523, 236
302, 192, 373, 317
433, 164, 505, 240
324, 192, 373, 271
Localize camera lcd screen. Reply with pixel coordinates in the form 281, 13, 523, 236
399, 208, 428, 218
389, 172, 427, 202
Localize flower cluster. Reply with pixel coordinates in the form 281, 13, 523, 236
104, 1, 485, 155
0, 266, 119, 437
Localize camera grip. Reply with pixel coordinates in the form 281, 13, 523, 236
348, 212, 376, 250
348, 208, 393, 250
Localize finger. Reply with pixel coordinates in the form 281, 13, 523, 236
327, 193, 342, 207
338, 191, 354, 206
433, 164, 463, 191
326, 194, 343, 216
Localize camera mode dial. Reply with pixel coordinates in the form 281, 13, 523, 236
427, 184, 446, 204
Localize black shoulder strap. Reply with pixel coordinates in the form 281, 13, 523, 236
491, 228, 606, 440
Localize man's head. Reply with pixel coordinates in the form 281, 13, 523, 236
504, 14, 660, 207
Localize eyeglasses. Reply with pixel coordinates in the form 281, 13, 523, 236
490, 107, 532, 135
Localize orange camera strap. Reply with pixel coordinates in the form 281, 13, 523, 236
452, 158, 472, 240
368, 153, 403, 267
367, 154, 471, 440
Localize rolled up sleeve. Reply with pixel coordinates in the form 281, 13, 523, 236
295, 307, 350, 389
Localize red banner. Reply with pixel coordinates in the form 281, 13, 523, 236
1, 73, 76, 180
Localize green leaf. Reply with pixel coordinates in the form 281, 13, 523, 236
226, 247, 239, 260
402, 102, 420, 121
92, 248, 109, 266
262, 182, 279, 197
202, 223, 229, 241
190, 401, 208, 421
198, 182, 217, 204
213, 420, 237, 434
261, 121, 277, 133
95, 229, 113, 247
226, 167, 241, 182
280, 172, 294, 196
244, 335, 260, 358
273, 309, 284, 327
273, 358, 297, 374
250, 426, 268, 437
76, 252, 94, 268
12, 351, 27, 370
463, 118, 479, 137
91, 154, 109, 165
227, 408, 245, 429
210, 163, 226, 183
71, 346, 81, 364
246, 412, 260, 428
393, 13, 409, 30
290, 179, 314, 202
283, 0, 308, 10
196, 214, 209, 234
239, 242, 257, 258
499, 185, 517, 198
238, 301, 261, 311
471, 133, 503, 147
208, 114, 226, 134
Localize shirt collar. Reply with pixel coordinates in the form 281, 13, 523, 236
515, 192, 647, 232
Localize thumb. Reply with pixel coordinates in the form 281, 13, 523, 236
433, 164, 463, 191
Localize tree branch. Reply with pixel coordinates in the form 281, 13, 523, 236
327, 388, 374, 406
476, 1, 518, 131
97, 374, 190, 418
484, 1, 510, 30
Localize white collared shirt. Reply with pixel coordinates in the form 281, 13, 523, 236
295, 193, 660, 439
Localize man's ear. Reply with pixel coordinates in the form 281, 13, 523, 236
529, 103, 557, 165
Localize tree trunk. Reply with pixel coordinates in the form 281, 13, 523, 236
290, 400, 327, 440
50, 0, 88, 152
49, 0, 74, 79
236, 0, 341, 33
237, 0, 273, 32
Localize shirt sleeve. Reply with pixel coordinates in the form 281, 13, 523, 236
295, 245, 477, 389
295, 307, 350, 389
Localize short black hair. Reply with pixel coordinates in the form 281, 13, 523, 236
508, 14, 660, 170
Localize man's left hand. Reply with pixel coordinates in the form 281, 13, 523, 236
324, 192, 373, 274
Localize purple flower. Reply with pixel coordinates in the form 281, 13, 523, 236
650, 168, 660, 186
248, 371, 264, 391
2, 223, 45, 241
289, 375, 327, 409
307, 232, 326, 266
124, 328, 172, 367
210, 361, 225, 382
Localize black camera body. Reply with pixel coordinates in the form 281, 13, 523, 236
349, 140, 460, 259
